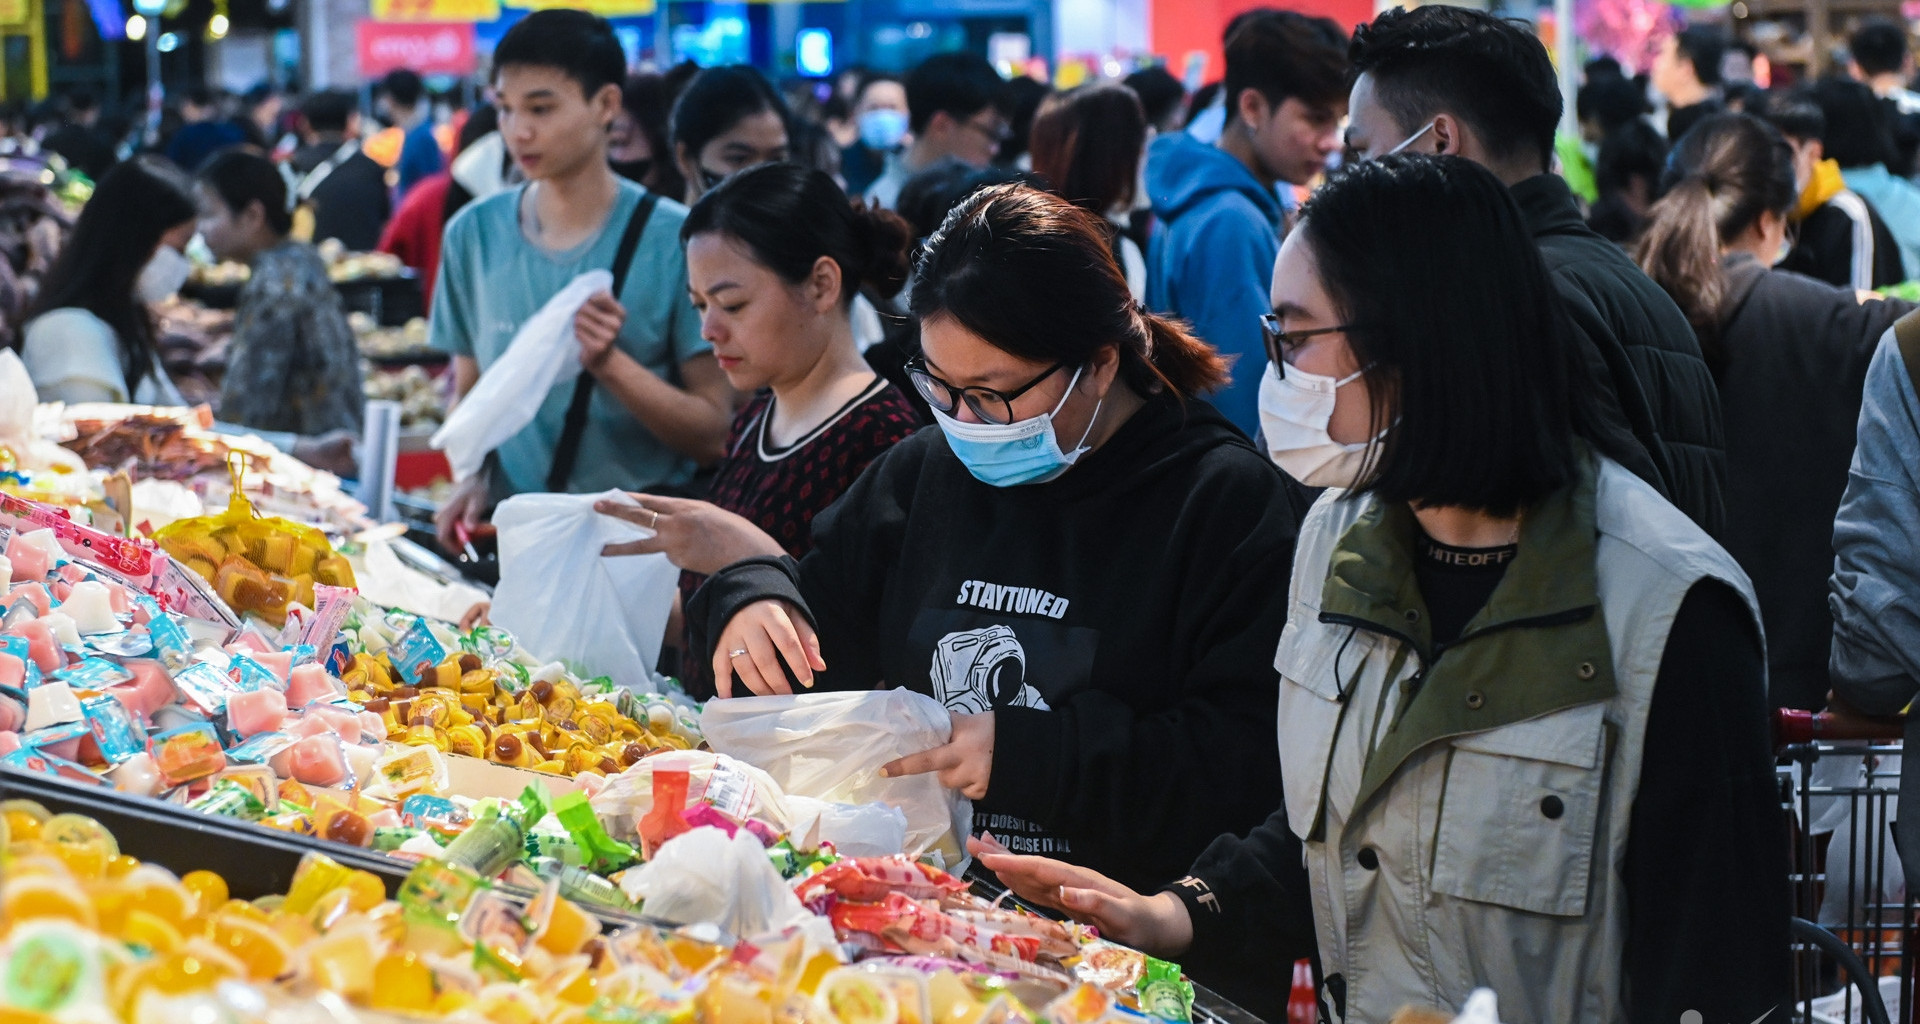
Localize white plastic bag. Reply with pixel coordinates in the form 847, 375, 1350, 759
488, 489, 677, 693
785, 795, 909, 858
700, 690, 972, 867
430, 269, 611, 481
618, 826, 837, 949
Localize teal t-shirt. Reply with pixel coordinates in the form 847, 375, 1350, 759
429, 180, 709, 497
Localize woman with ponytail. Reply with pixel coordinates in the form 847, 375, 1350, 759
593, 163, 921, 697
1635, 113, 1916, 710
686, 182, 1301, 900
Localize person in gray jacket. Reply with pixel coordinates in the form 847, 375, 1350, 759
1830, 312, 1920, 894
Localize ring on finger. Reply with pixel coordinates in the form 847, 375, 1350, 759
729, 648, 748, 659
650, 509, 660, 530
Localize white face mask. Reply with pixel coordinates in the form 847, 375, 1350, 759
1257, 360, 1383, 488
135, 245, 191, 304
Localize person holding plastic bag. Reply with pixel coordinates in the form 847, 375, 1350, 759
429, 11, 734, 552
970, 156, 1789, 1024
687, 183, 1301, 898
592, 163, 921, 695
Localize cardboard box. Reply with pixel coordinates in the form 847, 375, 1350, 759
444, 751, 583, 801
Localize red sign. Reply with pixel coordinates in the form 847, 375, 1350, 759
355, 20, 477, 77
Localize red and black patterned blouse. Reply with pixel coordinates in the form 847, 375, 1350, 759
677, 377, 922, 696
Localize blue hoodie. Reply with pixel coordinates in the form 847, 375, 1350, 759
1146, 131, 1285, 437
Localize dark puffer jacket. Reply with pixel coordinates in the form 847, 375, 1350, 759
1511, 173, 1728, 536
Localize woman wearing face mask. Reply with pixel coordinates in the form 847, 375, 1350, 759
970, 155, 1790, 1024
668, 65, 790, 206
21, 156, 197, 405
1635, 113, 1915, 712
1028, 83, 1152, 300
593, 162, 923, 697
689, 183, 1301, 895
608, 73, 683, 198
196, 149, 363, 464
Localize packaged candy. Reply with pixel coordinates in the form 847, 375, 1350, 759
399, 794, 465, 831
278, 732, 352, 788
152, 463, 355, 627
225, 687, 289, 738
149, 721, 227, 787
370, 744, 448, 801
81, 694, 143, 764
0, 634, 42, 688
60, 580, 119, 634
188, 778, 270, 822
224, 730, 296, 766
285, 662, 342, 708
60, 657, 133, 690
2, 747, 107, 785
0, 692, 22, 732
135, 596, 194, 670
172, 661, 238, 716
554, 789, 638, 874
388, 617, 446, 687
439, 804, 529, 879
23, 680, 83, 731
228, 654, 281, 694
24, 719, 89, 761
112, 659, 176, 716
1134, 959, 1192, 1024
107, 751, 162, 795
12, 616, 63, 673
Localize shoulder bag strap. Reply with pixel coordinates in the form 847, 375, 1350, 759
546, 190, 660, 493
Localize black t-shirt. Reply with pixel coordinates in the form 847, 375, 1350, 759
1411, 532, 1518, 647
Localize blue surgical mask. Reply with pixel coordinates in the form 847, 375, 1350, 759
932, 366, 1104, 487
858, 108, 909, 150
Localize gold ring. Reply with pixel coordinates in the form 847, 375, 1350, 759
650, 509, 660, 529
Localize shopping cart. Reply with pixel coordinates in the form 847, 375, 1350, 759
1777, 708, 1912, 1024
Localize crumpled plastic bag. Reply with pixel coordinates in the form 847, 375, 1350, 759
488, 489, 677, 694
785, 795, 909, 858
700, 690, 972, 868
0, 350, 86, 475
618, 825, 837, 949
591, 749, 794, 844
430, 269, 610, 481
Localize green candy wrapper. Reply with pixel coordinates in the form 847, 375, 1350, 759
1136, 958, 1193, 1024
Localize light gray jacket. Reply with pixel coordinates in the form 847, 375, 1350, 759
1279, 455, 1759, 1023
1829, 323, 1920, 888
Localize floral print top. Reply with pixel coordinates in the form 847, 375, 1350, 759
217, 241, 363, 437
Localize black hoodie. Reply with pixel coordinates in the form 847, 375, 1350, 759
691, 393, 1300, 892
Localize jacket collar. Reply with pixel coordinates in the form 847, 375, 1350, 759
1717, 251, 1769, 328
1318, 450, 1619, 816
1508, 173, 1592, 241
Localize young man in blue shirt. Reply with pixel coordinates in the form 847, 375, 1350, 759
430, 9, 733, 550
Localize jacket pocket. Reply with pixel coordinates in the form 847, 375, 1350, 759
1276, 617, 1372, 839
1430, 703, 1607, 917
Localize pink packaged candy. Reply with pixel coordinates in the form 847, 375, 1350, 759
280, 732, 350, 787
114, 660, 176, 717
8, 583, 50, 619
4, 533, 50, 582
226, 688, 289, 738
304, 704, 361, 744
285, 663, 342, 708
10, 617, 61, 673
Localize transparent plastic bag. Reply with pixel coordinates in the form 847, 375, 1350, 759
700, 690, 972, 867
488, 489, 676, 694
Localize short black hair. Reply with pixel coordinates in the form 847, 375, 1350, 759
301, 89, 356, 134
1673, 25, 1728, 87
1577, 74, 1649, 134
904, 52, 1005, 134
491, 9, 625, 99
996, 75, 1052, 166
198, 148, 294, 236
381, 69, 424, 108
1350, 6, 1561, 171
897, 158, 1038, 239
1124, 65, 1186, 127
185, 87, 216, 109
668, 65, 788, 159
1809, 76, 1898, 169
1300, 155, 1612, 514
1851, 18, 1911, 77
683, 161, 914, 304
1225, 10, 1349, 114
1756, 88, 1825, 143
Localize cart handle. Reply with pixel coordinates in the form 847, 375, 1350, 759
1774, 708, 1907, 748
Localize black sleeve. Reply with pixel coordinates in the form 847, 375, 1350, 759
1625, 579, 1791, 1024
1159, 807, 1317, 1022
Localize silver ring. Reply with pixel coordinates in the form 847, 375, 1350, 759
729, 648, 748, 659
650, 509, 660, 529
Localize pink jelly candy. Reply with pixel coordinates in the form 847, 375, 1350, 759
0, 696, 22, 732
0, 653, 24, 690
285, 734, 348, 787
105, 584, 132, 616
285, 664, 340, 709
9, 583, 50, 618
251, 650, 292, 685
117, 660, 176, 717
49, 581, 71, 604
10, 618, 61, 673
226, 688, 289, 738
0, 731, 19, 757
4, 535, 50, 583
304, 704, 360, 744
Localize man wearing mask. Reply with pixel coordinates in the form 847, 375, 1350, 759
1145, 10, 1347, 438
1342, 5, 1726, 535
864, 53, 1008, 210
842, 74, 908, 196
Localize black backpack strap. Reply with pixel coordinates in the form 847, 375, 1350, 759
547, 191, 660, 493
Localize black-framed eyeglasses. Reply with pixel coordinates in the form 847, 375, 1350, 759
1260, 313, 1355, 369
905, 357, 1066, 425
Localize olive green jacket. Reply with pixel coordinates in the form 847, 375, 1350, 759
1276, 454, 1760, 1023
